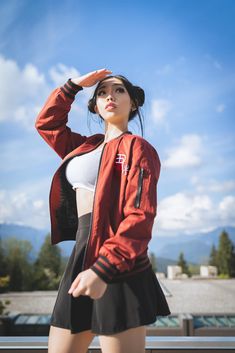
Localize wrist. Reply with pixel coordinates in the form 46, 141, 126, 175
90, 268, 107, 284
70, 78, 83, 88
90, 255, 119, 284
60, 78, 83, 99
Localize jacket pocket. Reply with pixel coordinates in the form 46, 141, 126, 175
134, 167, 144, 208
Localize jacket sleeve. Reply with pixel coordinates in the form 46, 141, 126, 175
90, 140, 161, 283
35, 79, 87, 159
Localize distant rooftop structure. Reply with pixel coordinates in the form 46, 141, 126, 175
167, 265, 189, 279
1, 278, 235, 315
167, 265, 182, 279
200, 265, 218, 277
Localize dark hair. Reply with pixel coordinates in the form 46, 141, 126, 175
87, 74, 145, 137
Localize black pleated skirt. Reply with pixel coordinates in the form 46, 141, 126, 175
50, 212, 171, 335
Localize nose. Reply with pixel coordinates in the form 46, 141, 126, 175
106, 90, 115, 101
106, 94, 114, 101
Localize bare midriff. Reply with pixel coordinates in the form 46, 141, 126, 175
74, 142, 105, 218
75, 188, 94, 217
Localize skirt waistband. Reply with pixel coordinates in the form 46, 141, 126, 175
78, 212, 92, 229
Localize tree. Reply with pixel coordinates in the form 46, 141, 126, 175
3, 237, 34, 291
217, 230, 235, 277
149, 251, 157, 273
209, 244, 218, 267
0, 237, 7, 276
33, 234, 62, 290
177, 251, 191, 276
35, 234, 62, 276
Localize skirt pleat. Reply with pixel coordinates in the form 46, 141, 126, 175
50, 212, 171, 335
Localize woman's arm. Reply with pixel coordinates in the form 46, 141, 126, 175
35, 80, 87, 159
90, 139, 161, 283
35, 68, 112, 159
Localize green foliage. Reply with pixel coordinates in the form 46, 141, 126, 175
217, 230, 235, 277
31, 265, 62, 290
35, 234, 62, 277
2, 237, 34, 291
0, 299, 11, 315
32, 234, 63, 290
0, 276, 10, 293
0, 233, 63, 291
218, 273, 230, 279
0, 237, 8, 277
208, 230, 235, 278
209, 244, 218, 267
188, 263, 200, 275
177, 251, 191, 277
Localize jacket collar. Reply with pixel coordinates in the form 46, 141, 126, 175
102, 130, 132, 143
62, 130, 132, 163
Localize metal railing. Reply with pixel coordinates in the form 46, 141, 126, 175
0, 336, 235, 352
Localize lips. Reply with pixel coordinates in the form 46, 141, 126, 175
105, 103, 117, 109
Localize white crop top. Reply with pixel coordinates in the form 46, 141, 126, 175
65, 145, 104, 192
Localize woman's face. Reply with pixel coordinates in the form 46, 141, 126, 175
94, 78, 135, 125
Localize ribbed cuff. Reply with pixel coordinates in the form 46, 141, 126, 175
90, 255, 119, 284
60, 78, 83, 99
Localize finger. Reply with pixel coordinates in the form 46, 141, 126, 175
95, 68, 112, 74
72, 284, 86, 298
68, 275, 81, 294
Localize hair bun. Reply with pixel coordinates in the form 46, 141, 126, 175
134, 86, 145, 107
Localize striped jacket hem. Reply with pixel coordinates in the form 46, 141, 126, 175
90, 254, 152, 284
60, 78, 83, 99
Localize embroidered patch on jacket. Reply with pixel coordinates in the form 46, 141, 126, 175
114, 153, 130, 175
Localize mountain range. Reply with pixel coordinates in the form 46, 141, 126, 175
1, 223, 234, 270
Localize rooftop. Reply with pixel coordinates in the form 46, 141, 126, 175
1, 278, 235, 315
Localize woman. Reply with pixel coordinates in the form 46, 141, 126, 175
35, 68, 171, 353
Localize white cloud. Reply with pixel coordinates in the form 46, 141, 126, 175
191, 177, 235, 193
49, 63, 81, 87
163, 134, 202, 168
219, 196, 235, 221
0, 187, 49, 229
154, 192, 235, 236
150, 98, 172, 126
0, 55, 48, 129
0, 55, 93, 131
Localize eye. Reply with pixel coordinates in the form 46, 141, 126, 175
97, 87, 125, 96
97, 89, 105, 96
117, 87, 125, 93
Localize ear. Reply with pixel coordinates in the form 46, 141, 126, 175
131, 99, 137, 112
131, 103, 136, 112
94, 105, 98, 113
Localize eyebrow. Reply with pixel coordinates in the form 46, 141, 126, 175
97, 83, 125, 90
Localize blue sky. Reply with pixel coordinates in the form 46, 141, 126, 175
0, 0, 235, 237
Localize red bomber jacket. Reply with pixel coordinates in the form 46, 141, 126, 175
35, 78, 161, 284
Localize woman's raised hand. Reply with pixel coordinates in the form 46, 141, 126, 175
71, 68, 112, 88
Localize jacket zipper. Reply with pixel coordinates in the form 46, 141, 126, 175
81, 142, 107, 271
135, 167, 144, 208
